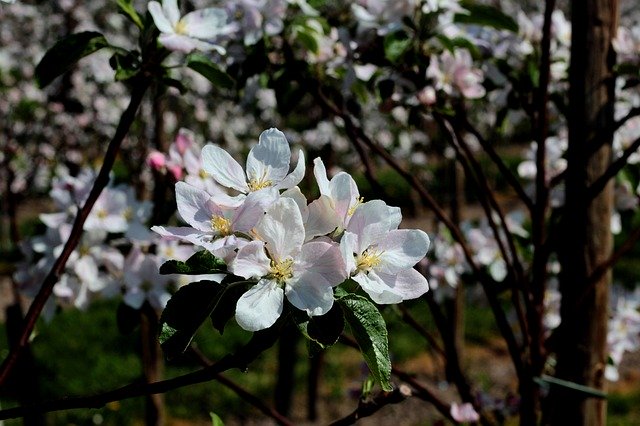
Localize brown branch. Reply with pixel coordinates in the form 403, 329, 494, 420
188, 346, 294, 426
328, 385, 412, 426
0, 325, 281, 420
588, 135, 640, 201
613, 106, 640, 132
0, 81, 150, 388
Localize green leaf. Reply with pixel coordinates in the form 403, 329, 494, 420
337, 293, 392, 391
210, 412, 225, 426
36, 32, 110, 88
159, 281, 225, 359
159, 250, 227, 275
455, 2, 518, 33
187, 54, 235, 89
117, 0, 144, 29
384, 32, 411, 63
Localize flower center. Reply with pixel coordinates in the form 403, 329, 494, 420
211, 215, 232, 236
174, 19, 188, 35
356, 249, 383, 272
269, 258, 294, 283
96, 208, 108, 219
123, 207, 133, 221
247, 170, 273, 191
199, 169, 208, 179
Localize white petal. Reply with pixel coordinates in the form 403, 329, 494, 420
330, 173, 359, 223
254, 198, 304, 260
376, 269, 429, 302
149, 1, 174, 33
246, 128, 291, 187
347, 200, 401, 252
353, 271, 403, 304
230, 241, 271, 279
158, 33, 199, 52
297, 241, 346, 285
235, 279, 284, 331
124, 290, 146, 310
151, 225, 218, 252
232, 188, 277, 232
182, 8, 228, 39
175, 181, 214, 231
286, 273, 335, 316
313, 157, 331, 196
162, 0, 181, 26
306, 195, 340, 240
340, 231, 358, 276
74, 255, 99, 284
281, 186, 308, 219
377, 229, 430, 274
201, 144, 250, 193
276, 150, 306, 190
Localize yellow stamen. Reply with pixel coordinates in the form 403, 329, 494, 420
211, 215, 232, 236
97, 208, 108, 219
247, 170, 273, 191
269, 258, 294, 283
348, 197, 364, 217
174, 19, 188, 35
356, 249, 383, 272
199, 169, 208, 179
123, 207, 133, 221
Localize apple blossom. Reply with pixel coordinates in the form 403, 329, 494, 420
230, 197, 346, 331
148, 0, 230, 53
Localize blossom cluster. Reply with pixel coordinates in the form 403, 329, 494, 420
153, 128, 430, 331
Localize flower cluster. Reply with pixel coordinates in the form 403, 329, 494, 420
153, 128, 430, 331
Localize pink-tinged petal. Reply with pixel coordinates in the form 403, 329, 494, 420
175, 181, 213, 232
276, 150, 306, 190
377, 229, 430, 274
330, 173, 359, 223
235, 279, 284, 331
313, 157, 331, 196
175, 128, 195, 154
151, 225, 217, 252
40, 212, 68, 228
246, 128, 291, 187
149, 1, 174, 33
352, 270, 403, 304
232, 188, 276, 232
230, 241, 271, 279
158, 33, 199, 52
297, 241, 346, 285
450, 403, 480, 423
281, 186, 308, 218
181, 8, 228, 39
211, 192, 246, 208
347, 200, 401, 252
162, 0, 181, 26
375, 269, 429, 302
340, 231, 358, 276
285, 273, 335, 316
201, 144, 250, 193
254, 198, 304, 260
147, 151, 167, 169
306, 195, 340, 240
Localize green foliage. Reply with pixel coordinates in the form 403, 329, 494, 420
116, 0, 143, 29
187, 54, 235, 89
35, 32, 110, 88
210, 411, 225, 426
455, 2, 519, 33
384, 31, 412, 63
296, 303, 345, 350
159, 250, 227, 275
336, 289, 392, 391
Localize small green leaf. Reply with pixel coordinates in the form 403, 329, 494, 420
384, 32, 411, 63
159, 281, 225, 359
36, 32, 110, 88
210, 412, 225, 426
338, 293, 392, 391
210, 276, 252, 334
455, 2, 519, 33
159, 250, 227, 275
117, 0, 144, 29
187, 54, 235, 89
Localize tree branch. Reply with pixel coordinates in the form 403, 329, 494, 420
588, 135, 640, 201
0, 81, 150, 387
328, 386, 412, 426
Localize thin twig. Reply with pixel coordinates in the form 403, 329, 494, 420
0, 82, 150, 388
398, 304, 445, 356
328, 386, 412, 426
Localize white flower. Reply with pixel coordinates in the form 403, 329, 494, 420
149, 0, 230, 53
230, 198, 346, 331
450, 402, 480, 423
151, 181, 274, 258
122, 246, 172, 310
340, 200, 430, 304
427, 49, 486, 99
201, 128, 305, 196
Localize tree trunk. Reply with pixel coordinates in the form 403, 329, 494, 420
547, 0, 618, 424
